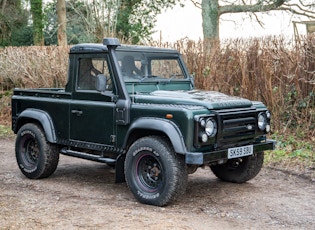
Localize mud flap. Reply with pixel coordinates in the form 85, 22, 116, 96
115, 154, 126, 183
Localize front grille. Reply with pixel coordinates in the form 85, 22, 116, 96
216, 109, 257, 149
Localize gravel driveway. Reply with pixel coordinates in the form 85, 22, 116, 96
1, 139, 314, 229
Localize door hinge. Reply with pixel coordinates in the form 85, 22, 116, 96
110, 135, 116, 143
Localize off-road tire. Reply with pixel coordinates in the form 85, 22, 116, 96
210, 152, 264, 183
125, 136, 187, 206
15, 123, 59, 179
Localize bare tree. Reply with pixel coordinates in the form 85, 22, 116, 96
57, 0, 67, 46
191, 0, 315, 41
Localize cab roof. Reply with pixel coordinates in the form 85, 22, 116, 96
70, 43, 178, 54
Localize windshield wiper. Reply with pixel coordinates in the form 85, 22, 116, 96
168, 73, 184, 81
139, 75, 160, 82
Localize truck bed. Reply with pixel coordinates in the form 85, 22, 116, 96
13, 88, 71, 99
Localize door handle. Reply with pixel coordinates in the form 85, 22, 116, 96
71, 109, 83, 116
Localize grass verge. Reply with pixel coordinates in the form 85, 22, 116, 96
265, 134, 315, 181
0, 124, 14, 139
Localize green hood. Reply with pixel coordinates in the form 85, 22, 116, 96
133, 90, 252, 110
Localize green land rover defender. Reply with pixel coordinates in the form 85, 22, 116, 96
12, 38, 275, 206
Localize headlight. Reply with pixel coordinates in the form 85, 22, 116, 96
205, 118, 217, 137
258, 113, 267, 130
195, 115, 217, 146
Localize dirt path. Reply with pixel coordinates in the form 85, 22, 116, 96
0, 139, 314, 230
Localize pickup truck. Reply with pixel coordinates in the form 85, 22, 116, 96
12, 38, 275, 206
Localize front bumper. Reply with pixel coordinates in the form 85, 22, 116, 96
185, 139, 276, 165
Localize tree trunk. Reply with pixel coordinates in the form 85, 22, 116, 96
201, 0, 288, 42
57, 0, 67, 46
201, 0, 220, 53
30, 0, 44, 45
201, 0, 220, 41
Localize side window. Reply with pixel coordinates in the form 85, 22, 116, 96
77, 58, 112, 91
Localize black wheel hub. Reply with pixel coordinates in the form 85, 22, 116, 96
22, 138, 39, 167
137, 155, 162, 190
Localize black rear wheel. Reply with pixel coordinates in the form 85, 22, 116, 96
15, 123, 59, 179
125, 136, 187, 206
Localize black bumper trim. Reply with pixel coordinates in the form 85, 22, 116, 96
185, 139, 276, 165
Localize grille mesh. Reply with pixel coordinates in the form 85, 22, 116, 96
216, 110, 257, 149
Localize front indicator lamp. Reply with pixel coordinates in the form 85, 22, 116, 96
266, 111, 271, 119
266, 124, 271, 133
199, 132, 208, 143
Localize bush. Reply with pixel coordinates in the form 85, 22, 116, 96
0, 46, 68, 90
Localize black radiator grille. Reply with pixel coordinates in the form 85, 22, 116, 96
216, 110, 257, 149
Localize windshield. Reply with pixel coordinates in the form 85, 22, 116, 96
116, 50, 187, 82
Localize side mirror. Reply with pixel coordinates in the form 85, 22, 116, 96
190, 74, 195, 88
96, 74, 107, 92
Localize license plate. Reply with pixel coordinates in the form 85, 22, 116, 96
228, 145, 253, 159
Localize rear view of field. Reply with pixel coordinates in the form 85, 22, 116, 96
0, 139, 314, 229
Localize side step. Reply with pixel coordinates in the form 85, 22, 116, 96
60, 148, 126, 183
60, 149, 116, 164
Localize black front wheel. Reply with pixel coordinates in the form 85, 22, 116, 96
210, 152, 264, 183
125, 136, 187, 206
15, 123, 59, 179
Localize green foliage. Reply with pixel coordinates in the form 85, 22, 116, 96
11, 26, 33, 46
0, 125, 13, 138
0, 0, 31, 46
43, 1, 57, 45
0, 91, 12, 98
116, 0, 141, 43
30, 0, 44, 45
272, 133, 314, 154
281, 85, 315, 135
265, 133, 314, 178
2, 0, 182, 46
116, 0, 182, 44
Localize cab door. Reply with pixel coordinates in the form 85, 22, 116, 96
69, 55, 116, 147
